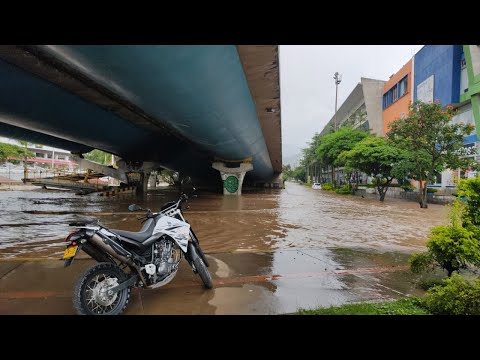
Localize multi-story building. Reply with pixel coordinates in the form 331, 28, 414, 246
322, 45, 480, 188
320, 77, 386, 137
319, 78, 385, 183
461, 45, 480, 165
412, 45, 480, 187
382, 59, 413, 134
0, 136, 76, 168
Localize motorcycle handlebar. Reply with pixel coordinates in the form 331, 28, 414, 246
151, 192, 194, 217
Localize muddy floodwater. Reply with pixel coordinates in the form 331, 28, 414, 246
0, 182, 448, 258
0, 182, 452, 314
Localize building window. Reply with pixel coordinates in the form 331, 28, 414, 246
460, 52, 468, 94
383, 75, 409, 110
398, 76, 408, 98
433, 173, 442, 185
35, 153, 43, 158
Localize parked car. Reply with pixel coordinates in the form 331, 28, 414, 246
312, 183, 322, 190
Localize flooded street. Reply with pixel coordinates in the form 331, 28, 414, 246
0, 182, 450, 314
0, 181, 448, 258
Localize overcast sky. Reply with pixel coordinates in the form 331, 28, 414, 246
279, 45, 424, 164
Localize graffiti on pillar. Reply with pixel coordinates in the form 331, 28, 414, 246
224, 175, 239, 193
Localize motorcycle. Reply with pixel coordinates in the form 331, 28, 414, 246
62, 186, 212, 315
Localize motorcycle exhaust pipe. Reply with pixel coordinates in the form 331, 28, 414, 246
89, 233, 135, 267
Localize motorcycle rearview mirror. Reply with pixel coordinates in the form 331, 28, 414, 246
128, 204, 143, 212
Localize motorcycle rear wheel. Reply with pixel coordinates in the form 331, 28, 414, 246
73, 262, 131, 315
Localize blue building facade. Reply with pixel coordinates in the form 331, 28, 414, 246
413, 45, 479, 186
413, 45, 463, 106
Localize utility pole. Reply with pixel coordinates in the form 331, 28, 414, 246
333, 72, 342, 131
333, 72, 342, 186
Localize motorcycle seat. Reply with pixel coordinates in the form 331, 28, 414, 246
110, 218, 156, 242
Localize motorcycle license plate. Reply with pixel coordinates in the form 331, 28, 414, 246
63, 245, 78, 259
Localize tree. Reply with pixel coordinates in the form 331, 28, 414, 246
158, 169, 176, 185
84, 149, 113, 165
340, 136, 407, 201
292, 166, 306, 182
388, 101, 477, 208
300, 132, 324, 184
282, 164, 293, 180
0, 142, 33, 163
315, 127, 369, 188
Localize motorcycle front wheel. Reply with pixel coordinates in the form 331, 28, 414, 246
73, 262, 131, 315
193, 256, 213, 289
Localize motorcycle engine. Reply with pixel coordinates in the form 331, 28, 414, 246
146, 238, 181, 284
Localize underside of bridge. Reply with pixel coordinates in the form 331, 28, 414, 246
0, 45, 282, 191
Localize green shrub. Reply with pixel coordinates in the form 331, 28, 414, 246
417, 278, 445, 290
401, 184, 415, 191
458, 177, 480, 232
409, 200, 480, 276
335, 185, 351, 195
321, 182, 334, 191
410, 252, 435, 274
422, 273, 480, 315
427, 188, 438, 193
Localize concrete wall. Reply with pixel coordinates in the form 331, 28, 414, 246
354, 186, 455, 205
414, 45, 463, 106
468, 45, 480, 77
383, 59, 412, 134
361, 78, 386, 136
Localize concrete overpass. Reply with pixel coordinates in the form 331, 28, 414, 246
0, 45, 282, 194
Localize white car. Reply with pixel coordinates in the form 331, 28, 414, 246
312, 183, 322, 190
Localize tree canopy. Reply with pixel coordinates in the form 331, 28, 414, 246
388, 101, 477, 208
0, 143, 33, 162
84, 149, 113, 165
341, 135, 408, 201
315, 127, 369, 168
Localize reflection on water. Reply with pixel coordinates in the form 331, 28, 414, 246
0, 182, 448, 258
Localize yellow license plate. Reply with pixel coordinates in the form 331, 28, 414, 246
63, 245, 78, 259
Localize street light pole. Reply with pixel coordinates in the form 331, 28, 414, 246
333, 72, 342, 131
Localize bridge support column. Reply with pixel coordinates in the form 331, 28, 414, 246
126, 171, 150, 196
212, 162, 253, 195
148, 173, 157, 189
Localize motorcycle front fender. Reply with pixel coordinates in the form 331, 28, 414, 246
184, 241, 199, 266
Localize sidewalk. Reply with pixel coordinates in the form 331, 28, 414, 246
0, 249, 423, 315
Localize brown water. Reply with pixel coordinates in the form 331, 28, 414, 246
0, 182, 448, 258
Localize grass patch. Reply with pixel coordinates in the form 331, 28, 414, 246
296, 298, 429, 315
